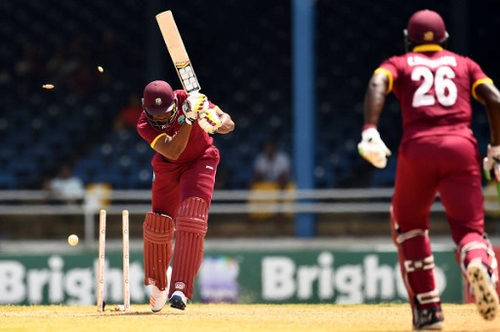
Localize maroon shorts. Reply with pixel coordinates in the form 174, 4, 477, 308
392, 135, 484, 244
151, 146, 220, 218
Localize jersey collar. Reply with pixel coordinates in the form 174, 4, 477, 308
412, 44, 443, 53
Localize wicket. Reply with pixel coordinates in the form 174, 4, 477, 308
96, 209, 130, 312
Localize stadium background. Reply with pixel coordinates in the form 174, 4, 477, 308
1, 0, 499, 306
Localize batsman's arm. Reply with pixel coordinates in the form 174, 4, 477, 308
151, 123, 193, 160
476, 83, 500, 146
214, 106, 235, 134
358, 70, 392, 168
363, 71, 390, 127
476, 82, 500, 201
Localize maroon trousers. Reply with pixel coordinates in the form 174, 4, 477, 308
152, 146, 219, 216
147, 146, 219, 298
393, 135, 484, 242
391, 135, 487, 314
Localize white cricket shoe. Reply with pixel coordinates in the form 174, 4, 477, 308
150, 285, 167, 313
466, 259, 499, 321
169, 290, 188, 310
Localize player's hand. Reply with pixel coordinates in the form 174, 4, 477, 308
182, 93, 208, 125
357, 127, 392, 168
483, 144, 500, 181
198, 106, 222, 134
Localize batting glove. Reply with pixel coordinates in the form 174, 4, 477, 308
357, 127, 392, 169
483, 144, 500, 181
182, 93, 208, 125
198, 106, 222, 134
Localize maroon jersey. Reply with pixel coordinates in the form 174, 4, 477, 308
137, 89, 214, 164
376, 44, 493, 142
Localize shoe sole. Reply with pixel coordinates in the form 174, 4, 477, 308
413, 321, 443, 331
466, 264, 499, 321
169, 295, 186, 310
150, 295, 166, 313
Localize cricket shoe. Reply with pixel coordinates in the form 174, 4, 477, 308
466, 259, 499, 321
413, 306, 444, 330
150, 285, 167, 313
169, 290, 188, 310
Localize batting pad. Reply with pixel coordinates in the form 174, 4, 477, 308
143, 212, 174, 291
170, 197, 208, 299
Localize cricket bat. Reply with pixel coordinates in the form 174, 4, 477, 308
156, 10, 201, 93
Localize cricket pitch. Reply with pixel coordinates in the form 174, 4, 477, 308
0, 303, 498, 331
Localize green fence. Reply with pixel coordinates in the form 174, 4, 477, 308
0, 248, 463, 305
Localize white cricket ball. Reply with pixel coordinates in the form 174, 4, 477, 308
68, 234, 79, 246
97, 66, 104, 73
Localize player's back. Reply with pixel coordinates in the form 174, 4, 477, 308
381, 46, 487, 142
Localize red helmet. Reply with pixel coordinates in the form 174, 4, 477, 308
405, 9, 448, 45
142, 80, 176, 116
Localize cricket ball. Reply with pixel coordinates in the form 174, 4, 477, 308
68, 234, 79, 246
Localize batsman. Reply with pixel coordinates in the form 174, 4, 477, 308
358, 9, 500, 330
137, 80, 235, 312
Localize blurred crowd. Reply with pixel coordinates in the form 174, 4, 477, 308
0, 0, 498, 194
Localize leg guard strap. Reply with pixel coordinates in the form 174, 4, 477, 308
396, 229, 428, 244
404, 256, 435, 272
416, 288, 440, 305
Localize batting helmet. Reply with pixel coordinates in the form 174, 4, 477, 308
142, 80, 176, 116
404, 10, 449, 49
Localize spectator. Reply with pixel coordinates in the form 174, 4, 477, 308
250, 142, 294, 233
253, 141, 291, 189
48, 163, 85, 205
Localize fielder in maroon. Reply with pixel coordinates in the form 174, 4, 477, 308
358, 10, 500, 330
137, 80, 234, 312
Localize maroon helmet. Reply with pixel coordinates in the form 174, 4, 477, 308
404, 10, 449, 51
142, 80, 176, 116
142, 80, 177, 130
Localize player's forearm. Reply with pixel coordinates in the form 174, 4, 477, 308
216, 113, 235, 134
477, 84, 500, 145
363, 73, 388, 127
486, 103, 500, 146
154, 123, 193, 160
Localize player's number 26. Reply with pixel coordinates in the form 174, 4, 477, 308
412, 66, 457, 108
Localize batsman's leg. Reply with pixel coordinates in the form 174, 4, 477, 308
169, 197, 208, 310
457, 233, 499, 321
391, 209, 443, 330
436, 140, 499, 322
390, 139, 445, 329
143, 212, 174, 312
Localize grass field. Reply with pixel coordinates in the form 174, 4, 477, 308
1, 303, 498, 331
